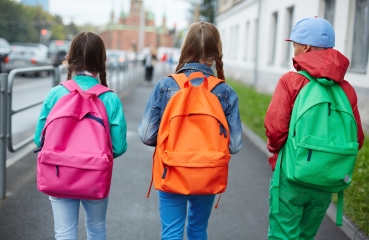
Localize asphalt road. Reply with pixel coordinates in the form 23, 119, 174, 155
0, 67, 349, 239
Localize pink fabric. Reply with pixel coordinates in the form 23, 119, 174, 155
37, 80, 113, 199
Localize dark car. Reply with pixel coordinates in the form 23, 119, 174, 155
0, 38, 11, 73
106, 49, 127, 70
48, 40, 71, 66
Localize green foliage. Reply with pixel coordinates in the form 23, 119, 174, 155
188, 0, 216, 23
227, 79, 271, 141
227, 78, 369, 235
344, 137, 369, 234
0, 0, 74, 43
200, 0, 216, 23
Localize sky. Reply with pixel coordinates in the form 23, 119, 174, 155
49, 0, 193, 30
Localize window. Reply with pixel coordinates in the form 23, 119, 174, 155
284, 6, 294, 65
222, 29, 227, 58
270, 12, 278, 64
234, 25, 239, 60
252, 19, 258, 61
244, 21, 250, 60
324, 0, 336, 26
350, 0, 369, 73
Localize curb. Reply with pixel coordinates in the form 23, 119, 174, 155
241, 123, 369, 240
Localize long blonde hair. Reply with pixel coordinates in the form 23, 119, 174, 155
176, 22, 225, 80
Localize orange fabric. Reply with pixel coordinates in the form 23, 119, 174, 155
152, 72, 231, 195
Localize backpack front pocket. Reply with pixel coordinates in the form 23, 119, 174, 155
37, 150, 113, 199
293, 135, 358, 192
159, 151, 230, 194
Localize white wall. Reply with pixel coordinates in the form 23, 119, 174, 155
216, 0, 369, 91
216, 0, 369, 130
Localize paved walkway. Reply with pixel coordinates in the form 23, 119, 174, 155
0, 69, 351, 239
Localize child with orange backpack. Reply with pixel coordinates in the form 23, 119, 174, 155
138, 22, 242, 240
34, 31, 127, 239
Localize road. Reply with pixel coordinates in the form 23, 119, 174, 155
0, 67, 349, 239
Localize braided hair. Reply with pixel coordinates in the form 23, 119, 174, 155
175, 22, 225, 80
66, 31, 108, 87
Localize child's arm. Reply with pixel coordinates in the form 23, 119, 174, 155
105, 93, 127, 158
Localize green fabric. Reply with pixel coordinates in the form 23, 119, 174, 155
269, 172, 332, 240
272, 70, 359, 226
34, 75, 127, 158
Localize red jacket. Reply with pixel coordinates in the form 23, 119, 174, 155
264, 49, 365, 170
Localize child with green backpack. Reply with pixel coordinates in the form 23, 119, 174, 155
264, 17, 364, 240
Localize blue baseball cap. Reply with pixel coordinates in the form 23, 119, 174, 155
286, 17, 335, 48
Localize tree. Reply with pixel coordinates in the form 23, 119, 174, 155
188, 0, 217, 23
199, 0, 217, 23
0, 0, 74, 43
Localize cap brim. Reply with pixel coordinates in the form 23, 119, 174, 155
285, 39, 293, 42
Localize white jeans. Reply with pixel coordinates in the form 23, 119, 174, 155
49, 196, 109, 240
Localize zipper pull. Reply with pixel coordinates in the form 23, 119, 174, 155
162, 167, 168, 179
307, 149, 312, 161
34, 136, 45, 153
219, 122, 227, 138
56, 165, 59, 177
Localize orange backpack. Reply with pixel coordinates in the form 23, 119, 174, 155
147, 72, 231, 198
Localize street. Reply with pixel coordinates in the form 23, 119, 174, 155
0, 67, 349, 239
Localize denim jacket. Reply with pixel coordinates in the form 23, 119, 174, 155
138, 62, 242, 154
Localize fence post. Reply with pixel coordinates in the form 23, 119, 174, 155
0, 73, 8, 199
53, 66, 60, 87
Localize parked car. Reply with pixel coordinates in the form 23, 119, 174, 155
5, 46, 52, 75
48, 40, 71, 66
0, 38, 11, 73
106, 49, 127, 70
11, 42, 49, 55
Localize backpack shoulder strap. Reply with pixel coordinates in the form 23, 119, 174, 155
169, 73, 225, 90
61, 80, 112, 96
169, 73, 187, 89
297, 70, 315, 82
208, 76, 225, 91
60, 80, 82, 92
297, 70, 335, 85
87, 84, 113, 96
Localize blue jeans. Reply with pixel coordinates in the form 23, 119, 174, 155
49, 196, 109, 240
158, 191, 215, 240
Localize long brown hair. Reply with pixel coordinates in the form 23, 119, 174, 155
176, 22, 225, 80
66, 31, 108, 87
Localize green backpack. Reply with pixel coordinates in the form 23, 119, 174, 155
271, 70, 359, 226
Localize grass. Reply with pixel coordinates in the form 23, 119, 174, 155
227, 79, 369, 235
227, 79, 271, 141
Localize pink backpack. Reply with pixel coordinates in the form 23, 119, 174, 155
36, 80, 114, 199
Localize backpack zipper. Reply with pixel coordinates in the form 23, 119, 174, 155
34, 135, 45, 153
162, 166, 168, 179
307, 149, 312, 161
85, 113, 105, 127
219, 122, 227, 138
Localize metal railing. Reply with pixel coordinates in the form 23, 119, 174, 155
0, 61, 144, 199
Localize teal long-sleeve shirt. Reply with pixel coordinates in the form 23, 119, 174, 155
34, 75, 127, 158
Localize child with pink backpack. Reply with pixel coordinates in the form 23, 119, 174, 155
34, 31, 127, 239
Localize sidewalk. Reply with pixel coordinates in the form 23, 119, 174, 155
0, 69, 362, 239
242, 124, 369, 240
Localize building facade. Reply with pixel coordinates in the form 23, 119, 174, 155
216, 0, 369, 129
99, 0, 173, 52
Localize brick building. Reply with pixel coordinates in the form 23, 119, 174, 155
99, 0, 173, 51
